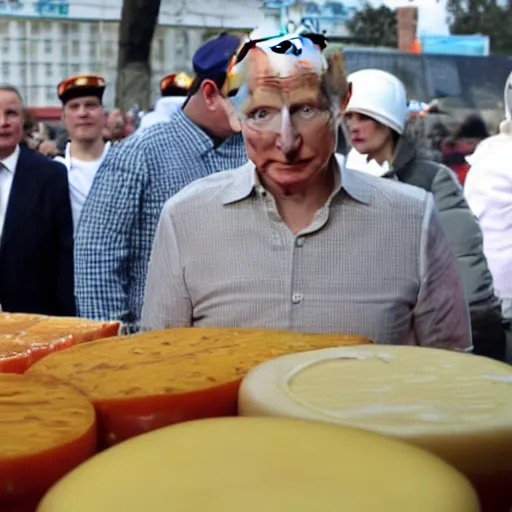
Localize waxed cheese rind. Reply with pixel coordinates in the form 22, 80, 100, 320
238, 345, 512, 474
37, 417, 479, 512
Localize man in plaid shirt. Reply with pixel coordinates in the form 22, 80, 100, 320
74, 33, 247, 332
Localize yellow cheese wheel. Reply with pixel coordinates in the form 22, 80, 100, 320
238, 345, 512, 512
37, 417, 479, 512
27, 327, 370, 447
0, 373, 97, 509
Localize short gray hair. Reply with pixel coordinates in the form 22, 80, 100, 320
0, 84, 24, 105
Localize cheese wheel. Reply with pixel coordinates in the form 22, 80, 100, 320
27, 327, 370, 447
0, 314, 44, 334
0, 313, 119, 373
37, 417, 479, 512
0, 373, 97, 509
239, 345, 512, 512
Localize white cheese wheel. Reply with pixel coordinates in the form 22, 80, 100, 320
37, 417, 479, 512
238, 345, 512, 511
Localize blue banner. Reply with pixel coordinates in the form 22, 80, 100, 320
420, 35, 490, 57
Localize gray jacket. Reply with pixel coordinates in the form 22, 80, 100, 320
389, 137, 505, 360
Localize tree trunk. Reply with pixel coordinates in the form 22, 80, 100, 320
116, 0, 162, 112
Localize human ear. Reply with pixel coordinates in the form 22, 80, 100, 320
323, 50, 349, 120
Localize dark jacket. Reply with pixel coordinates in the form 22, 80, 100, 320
390, 137, 506, 361
0, 146, 75, 316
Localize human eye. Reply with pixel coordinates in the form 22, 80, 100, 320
291, 104, 319, 119
247, 108, 270, 121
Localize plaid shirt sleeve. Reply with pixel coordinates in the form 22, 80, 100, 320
74, 137, 148, 330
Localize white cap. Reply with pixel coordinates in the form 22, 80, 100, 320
345, 69, 408, 135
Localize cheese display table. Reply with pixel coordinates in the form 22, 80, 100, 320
0, 373, 97, 512
239, 345, 512, 511
37, 417, 479, 512
0, 313, 119, 373
27, 327, 370, 447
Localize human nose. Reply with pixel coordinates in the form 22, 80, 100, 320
275, 108, 302, 158
0, 111, 8, 126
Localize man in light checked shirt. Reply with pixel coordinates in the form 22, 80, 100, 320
74, 34, 247, 332
141, 25, 472, 351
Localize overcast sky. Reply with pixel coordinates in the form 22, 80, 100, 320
373, 0, 450, 35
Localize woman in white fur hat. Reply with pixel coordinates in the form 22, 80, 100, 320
343, 68, 507, 362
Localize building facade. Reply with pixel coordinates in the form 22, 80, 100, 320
0, 0, 265, 108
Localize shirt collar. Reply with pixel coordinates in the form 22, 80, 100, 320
222, 153, 373, 206
173, 107, 244, 157
0, 145, 20, 174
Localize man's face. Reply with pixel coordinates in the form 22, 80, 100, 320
238, 50, 338, 189
63, 96, 105, 143
0, 89, 24, 158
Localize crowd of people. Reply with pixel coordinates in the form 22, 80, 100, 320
0, 21, 510, 361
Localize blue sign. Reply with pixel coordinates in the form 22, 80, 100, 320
420, 35, 490, 57
0, 0, 69, 16
0, 0, 24, 13
33, 0, 68, 16
263, 0, 295, 7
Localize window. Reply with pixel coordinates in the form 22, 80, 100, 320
46, 86, 54, 102
62, 42, 68, 58
70, 22, 80, 37
71, 64, 79, 74
30, 39, 39, 58
89, 41, 96, 59
16, 21, 27, 38
59, 63, 68, 80
19, 63, 27, 83
45, 63, 53, 77
19, 38, 27, 56
1, 63, 9, 79
71, 39, 79, 56
60, 23, 69, 37
31, 21, 40, 35
1, 37, 9, 54
44, 38, 52, 54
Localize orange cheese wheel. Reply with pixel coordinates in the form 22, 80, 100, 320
27, 328, 370, 447
37, 417, 479, 512
239, 345, 512, 512
0, 373, 97, 509
0, 314, 119, 373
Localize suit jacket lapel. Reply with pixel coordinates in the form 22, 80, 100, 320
1, 146, 41, 251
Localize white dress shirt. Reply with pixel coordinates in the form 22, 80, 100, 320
0, 145, 20, 237
55, 142, 111, 232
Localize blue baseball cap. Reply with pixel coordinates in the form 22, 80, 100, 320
192, 33, 241, 77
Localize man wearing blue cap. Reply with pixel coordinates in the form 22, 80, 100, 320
74, 33, 247, 331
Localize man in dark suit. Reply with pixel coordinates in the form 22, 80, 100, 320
0, 85, 75, 316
